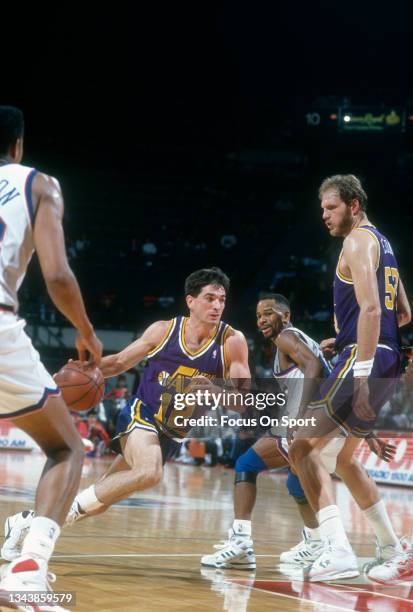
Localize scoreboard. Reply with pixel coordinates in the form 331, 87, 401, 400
305, 107, 408, 133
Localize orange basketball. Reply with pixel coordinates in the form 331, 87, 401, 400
54, 362, 105, 412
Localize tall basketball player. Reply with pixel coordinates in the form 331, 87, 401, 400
289, 175, 411, 582
0, 107, 102, 606
201, 293, 402, 574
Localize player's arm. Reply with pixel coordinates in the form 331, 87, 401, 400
226, 330, 251, 382
99, 320, 171, 378
277, 330, 323, 413
32, 173, 102, 363
344, 231, 381, 362
223, 330, 251, 412
344, 230, 380, 419
397, 278, 411, 327
192, 331, 251, 411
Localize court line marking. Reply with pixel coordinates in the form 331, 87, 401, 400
53, 553, 280, 558
230, 579, 413, 608
243, 578, 413, 604
328, 581, 413, 604
52, 554, 413, 598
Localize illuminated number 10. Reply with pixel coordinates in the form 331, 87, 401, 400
384, 266, 399, 310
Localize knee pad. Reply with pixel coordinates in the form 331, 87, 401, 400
234, 447, 267, 485
234, 471, 257, 485
286, 470, 307, 505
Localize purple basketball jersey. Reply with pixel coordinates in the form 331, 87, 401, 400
334, 226, 401, 353
138, 316, 231, 433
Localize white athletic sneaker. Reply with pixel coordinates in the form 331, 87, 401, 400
201, 532, 256, 570
0, 555, 69, 610
367, 547, 413, 584
64, 500, 87, 527
280, 528, 324, 566
1, 511, 35, 562
306, 541, 360, 582
363, 537, 408, 575
212, 529, 233, 550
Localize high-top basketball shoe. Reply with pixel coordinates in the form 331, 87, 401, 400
280, 528, 324, 566
201, 529, 256, 570
367, 545, 413, 584
1, 511, 34, 562
0, 555, 69, 611
363, 536, 408, 576
305, 540, 359, 582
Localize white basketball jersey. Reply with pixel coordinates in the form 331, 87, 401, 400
0, 163, 37, 310
273, 326, 326, 417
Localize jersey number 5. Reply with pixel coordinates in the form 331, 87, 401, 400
384, 266, 399, 310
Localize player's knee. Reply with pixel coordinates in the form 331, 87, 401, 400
286, 470, 307, 505
146, 465, 163, 488
234, 447, 267, 485
288, 440, 311, 468
71, 435, 86, 465
132, 464, 163, 490
44, 434, 84, 467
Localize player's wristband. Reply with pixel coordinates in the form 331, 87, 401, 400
353, 358, 374, 378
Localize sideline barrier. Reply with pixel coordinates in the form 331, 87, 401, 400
0, 420, 38, 451
354, 431, 413, 486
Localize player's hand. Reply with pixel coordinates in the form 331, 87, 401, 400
352, 378, 375, 421
366, 435, 397, 463
75, 330, 103, 365
320, 338, 337, 360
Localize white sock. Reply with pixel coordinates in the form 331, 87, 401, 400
75, 485, 104, 513
316, 505, 352, 550
305, 526, 321, 540
363, 500, 400, 549
21, 517, 60, 562
232, 519, 251, 537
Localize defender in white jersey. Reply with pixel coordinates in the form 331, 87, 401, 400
201, 293, 403, 574
0, 106, 102, 610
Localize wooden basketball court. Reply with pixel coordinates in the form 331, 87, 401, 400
1, 451, 413, 611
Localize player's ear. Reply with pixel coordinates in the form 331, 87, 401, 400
186, 294, 193, 310
350, 198, 361, 215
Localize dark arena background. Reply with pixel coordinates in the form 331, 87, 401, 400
1, 3, 413, 611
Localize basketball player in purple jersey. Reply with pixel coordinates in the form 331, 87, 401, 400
67, 267, 250, 520
0, 267, 249, 533
289, 175, 411, 582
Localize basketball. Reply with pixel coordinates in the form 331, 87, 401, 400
54, 362, 105, 412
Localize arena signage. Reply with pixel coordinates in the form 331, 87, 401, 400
354, 433, 413, 486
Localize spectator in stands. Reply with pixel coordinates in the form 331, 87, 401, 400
87, 414, 111, 456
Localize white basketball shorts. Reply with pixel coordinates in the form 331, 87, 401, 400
0, 313, 60, 419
